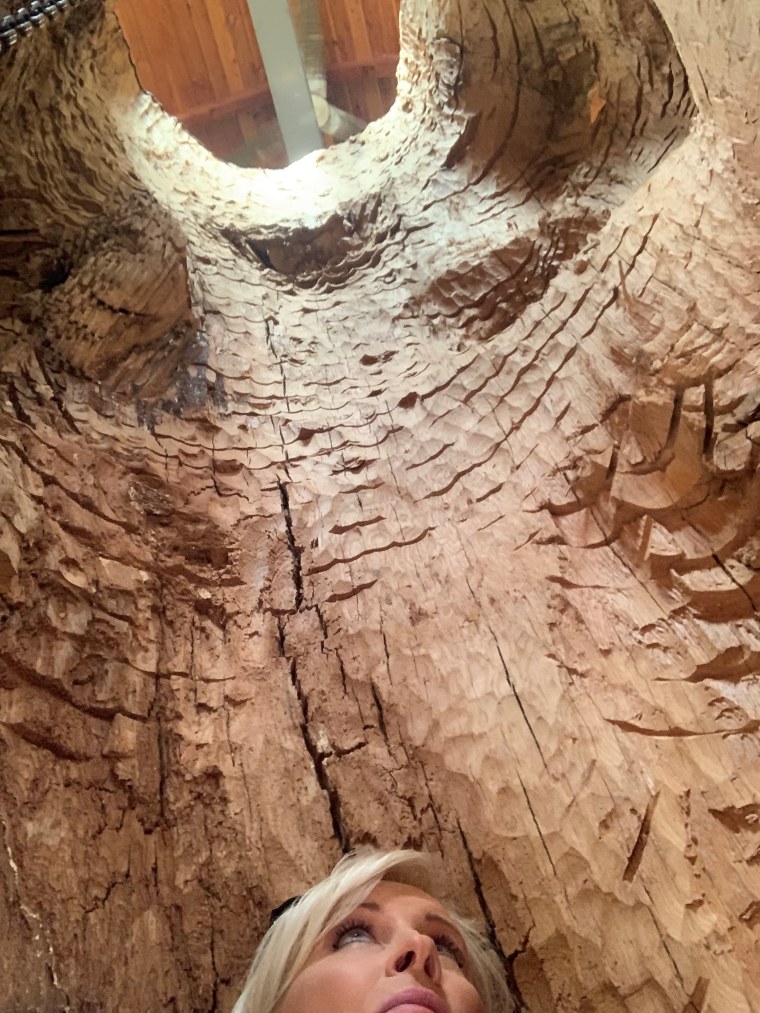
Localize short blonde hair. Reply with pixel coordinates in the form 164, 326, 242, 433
231, 849, 514, 1013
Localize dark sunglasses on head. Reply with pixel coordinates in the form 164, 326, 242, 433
269, 895, 302, 927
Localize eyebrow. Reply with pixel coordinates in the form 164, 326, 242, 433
423, 912, 462, 936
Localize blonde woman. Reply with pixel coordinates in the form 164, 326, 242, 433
231, 849, 515, 1013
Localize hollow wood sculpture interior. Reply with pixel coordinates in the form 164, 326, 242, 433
0, 0, 759, 1011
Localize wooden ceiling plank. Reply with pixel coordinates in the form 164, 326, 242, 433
320, 0, 349, 67
147, 0, 210, 114
342, 0, 375, 63
342, 0, 384, 114
203, 0, 257, 97
227, 0, 271, 93
377, 75, 397, 112
181, 87, 271, 127
365, 79, 387, 122
185, 0, 230, 103
361, 0, 400, 55
172, 0, 223, 109
116, 4, 181, 111
157, 6, 198, 116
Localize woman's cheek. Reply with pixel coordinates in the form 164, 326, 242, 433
277, 950, 381, 1013
446, 973, 485, 1013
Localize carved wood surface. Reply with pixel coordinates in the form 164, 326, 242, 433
0, 1, 758, 1010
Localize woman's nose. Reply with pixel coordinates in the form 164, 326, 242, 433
386, 932, 442, 984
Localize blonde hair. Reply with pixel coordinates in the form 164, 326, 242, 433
231, 849, 514, 1013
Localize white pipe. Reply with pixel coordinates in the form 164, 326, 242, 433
245, 0, 323, 162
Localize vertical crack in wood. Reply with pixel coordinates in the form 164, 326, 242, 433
457, 820, 523, 1012
464, 576, 549, 772
493, 637, 549, 772
369, 678, 389, 744
277, 616, 349, 852
516, 772, 556, 876
623, 789, 660, 882
702, 376, 715, 458
277, 478, 304, 611
643, 883, 688, 994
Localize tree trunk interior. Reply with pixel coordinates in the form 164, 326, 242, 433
1, 0, 759, 1010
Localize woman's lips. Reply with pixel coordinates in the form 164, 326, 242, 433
377, 986, 451, 1013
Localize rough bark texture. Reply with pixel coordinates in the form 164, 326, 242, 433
1, 1, 759, 1011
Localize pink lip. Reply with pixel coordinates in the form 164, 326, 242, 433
377, 987, 450, 1013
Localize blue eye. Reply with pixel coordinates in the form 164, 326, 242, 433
333, 920, 375, 949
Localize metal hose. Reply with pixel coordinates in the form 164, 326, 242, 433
0, 0, 85, 56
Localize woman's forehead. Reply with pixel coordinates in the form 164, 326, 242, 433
365, 878, 449, 914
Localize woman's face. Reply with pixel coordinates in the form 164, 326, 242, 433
275, 880, 485, 1013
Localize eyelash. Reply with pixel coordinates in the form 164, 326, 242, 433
331, 918, 467, 970
332, 917, 374, 948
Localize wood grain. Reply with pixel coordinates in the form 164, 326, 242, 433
0, 0, 759, 1010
